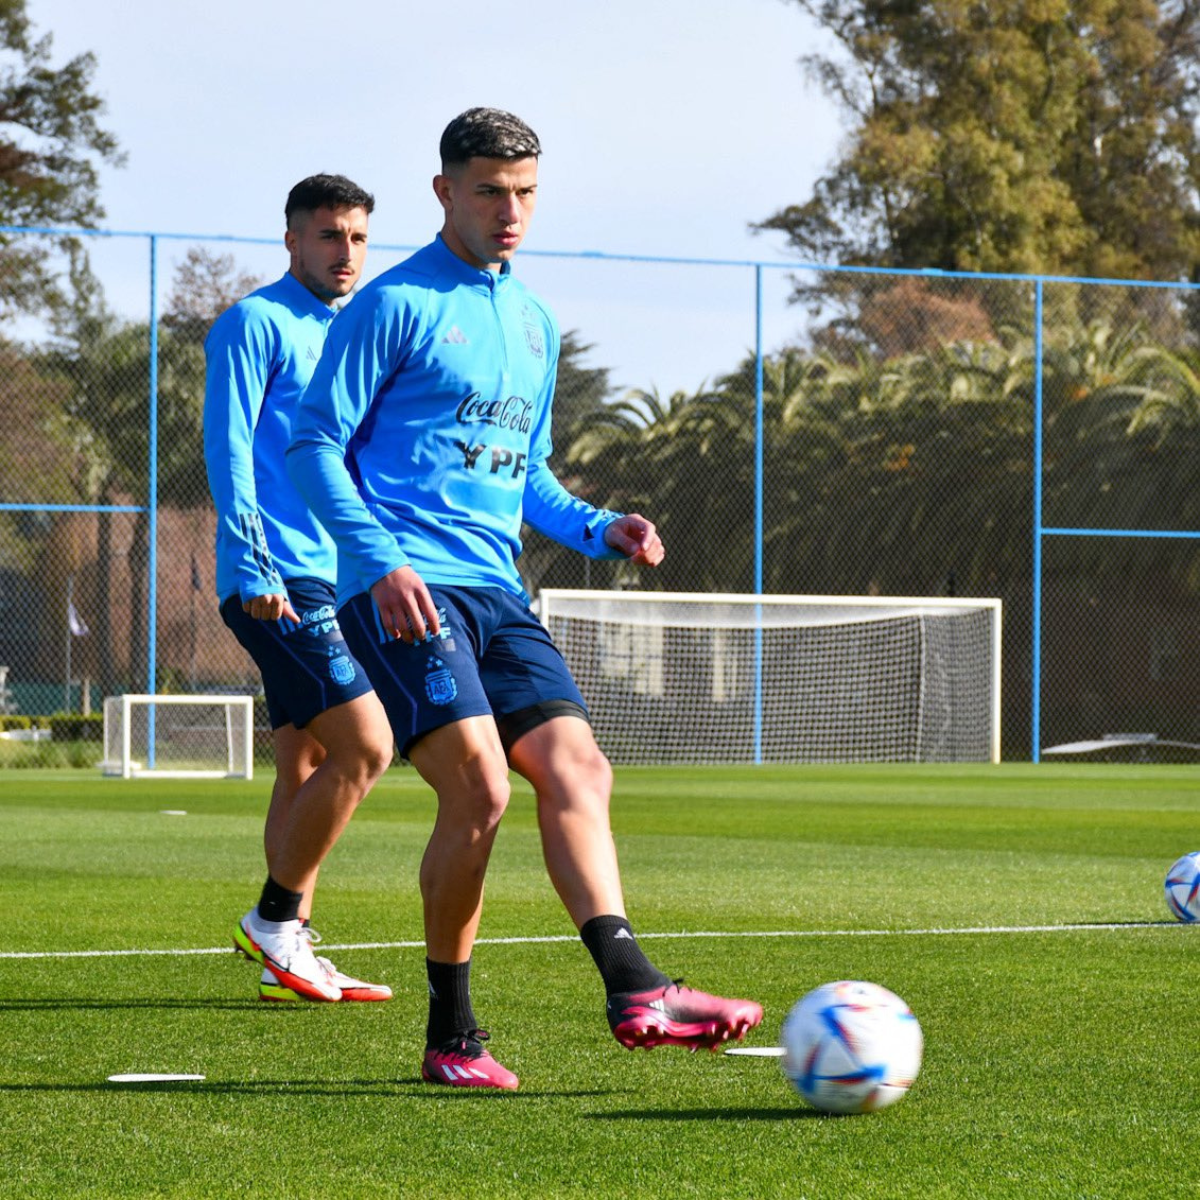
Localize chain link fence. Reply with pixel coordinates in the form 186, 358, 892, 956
2, 226, 1199, 760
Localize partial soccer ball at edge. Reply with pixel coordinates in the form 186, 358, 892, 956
781, 980, 923, 1115
1164, 851, 1200, 922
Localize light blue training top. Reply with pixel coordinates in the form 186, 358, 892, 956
203, 271, 339, 604
286, 234, 623, 607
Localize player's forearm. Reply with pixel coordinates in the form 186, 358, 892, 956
285, 438, 408, 590
215, 510, 285, 601
205, 400, 283, 600
522, 463, 625, 559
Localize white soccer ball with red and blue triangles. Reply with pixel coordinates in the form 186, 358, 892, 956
781, 980, 922, 1114
1164, 851, 1200, 922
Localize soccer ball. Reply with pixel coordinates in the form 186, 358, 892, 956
781, 980, 923, 1115
1164, 851, 1200, 922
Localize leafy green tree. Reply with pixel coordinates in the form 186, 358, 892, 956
0, 0, 123, 318
518, 330, 617, 593
547, 330, 615, 451
759, 1, 1200, 282
35, 250, 224, 692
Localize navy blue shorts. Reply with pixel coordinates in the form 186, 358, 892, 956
338, 585, 588, 758
220, 577, 374, 731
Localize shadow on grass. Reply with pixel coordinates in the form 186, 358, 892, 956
0, 998, 266, 1012
588, 1105, 829, 1121
0, 1077, 617, 1099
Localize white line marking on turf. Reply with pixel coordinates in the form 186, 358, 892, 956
0, 921, 1183, 960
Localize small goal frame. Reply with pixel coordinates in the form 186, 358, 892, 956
101, 693, 255, 780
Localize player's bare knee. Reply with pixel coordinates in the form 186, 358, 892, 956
561, 741, 612, 799
356, 730, 394, 784
447, 763, 511, 835
589, 746, 614, 795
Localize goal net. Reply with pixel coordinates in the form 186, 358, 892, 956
101, 694, 255, 779
536, 591, 1001, 764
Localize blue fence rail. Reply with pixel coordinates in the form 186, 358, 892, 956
3, 223, 1199, 760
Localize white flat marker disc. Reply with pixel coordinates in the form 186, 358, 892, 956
107, 1073, 205, 1083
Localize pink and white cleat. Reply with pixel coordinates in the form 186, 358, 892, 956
421, 1030, 519, 1091
607, 980, 763, 1051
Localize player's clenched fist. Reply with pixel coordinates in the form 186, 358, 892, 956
603, 514, 664, 567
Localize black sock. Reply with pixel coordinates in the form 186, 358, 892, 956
256, 876, 303, 924
580, 915, 671, 997
426, 958, 477, 1048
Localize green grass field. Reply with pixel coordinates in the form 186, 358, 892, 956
0, 764, 1196, 1198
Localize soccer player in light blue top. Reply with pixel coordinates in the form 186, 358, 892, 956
204, 174, 395, 1006
288, 110, 762, 1090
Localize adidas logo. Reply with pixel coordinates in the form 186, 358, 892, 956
613, 928, 633, 940
442, 325, 468, 344
306, 346, 319, 361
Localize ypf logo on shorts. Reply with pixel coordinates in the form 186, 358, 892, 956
424, 656, 457, 705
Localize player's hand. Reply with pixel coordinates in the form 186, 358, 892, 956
243, 592, 300, 624
371, 565, 441, 643
604, 514, 665, 566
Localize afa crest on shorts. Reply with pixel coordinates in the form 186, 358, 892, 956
425, 657, 458, 705
328, 656, 357, 685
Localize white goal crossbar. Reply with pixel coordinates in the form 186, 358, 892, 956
536, 590, 1002, 764
101, 694, 255, 780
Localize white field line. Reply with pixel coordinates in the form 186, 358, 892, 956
0, 921, 1185, 961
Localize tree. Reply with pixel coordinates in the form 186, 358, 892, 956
518, 330, 617, 593
0, 0, 123, 317
33, 247, 241, 693
548, 329, 616, 451
163, 246, 262, 343
758, 1, 1200, 283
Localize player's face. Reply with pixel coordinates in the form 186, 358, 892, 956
433, 156, 538, 271
285, 204, 369, 302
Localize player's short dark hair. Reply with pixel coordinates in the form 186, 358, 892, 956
285, 174, 375, 227
439, 108, 541, 168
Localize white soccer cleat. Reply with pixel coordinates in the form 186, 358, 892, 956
259, 955, 393, 1003
233, 910, 342, 1002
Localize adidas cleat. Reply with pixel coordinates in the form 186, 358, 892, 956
607, 980, 763, 1051
233, 911, 341, 1002
421, 1030, 519, 1091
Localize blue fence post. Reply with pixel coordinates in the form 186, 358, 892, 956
1031, 279, 1045, 763
753, 265, 765, 765
147, 235, 160, 765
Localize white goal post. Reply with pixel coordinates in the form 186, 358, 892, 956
535, 591, 1002, 765
101, 694, 255, 780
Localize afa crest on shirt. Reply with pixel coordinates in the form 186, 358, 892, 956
521, 305, 544, 359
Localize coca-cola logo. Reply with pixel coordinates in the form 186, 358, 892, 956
455, 392, 532, 433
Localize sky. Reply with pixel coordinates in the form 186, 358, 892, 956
33, 0, 845, 394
